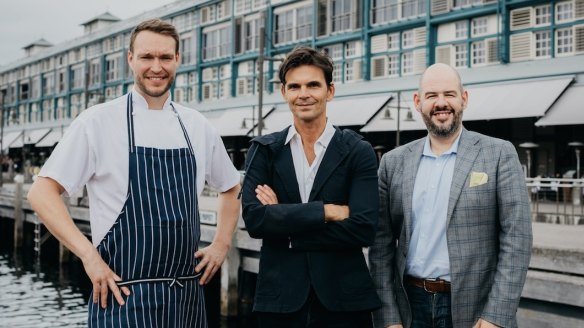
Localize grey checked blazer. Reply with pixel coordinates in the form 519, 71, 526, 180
369, 129, 532, 328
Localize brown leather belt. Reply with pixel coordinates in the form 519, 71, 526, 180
404, 275, 451, 293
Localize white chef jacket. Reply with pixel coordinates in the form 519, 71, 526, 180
39, 89, 240, 245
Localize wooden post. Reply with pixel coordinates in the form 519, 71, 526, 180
13, 174, 24, 249
220, 242, 240, 317
59, 242, 71, 263
59, 194, 72, 263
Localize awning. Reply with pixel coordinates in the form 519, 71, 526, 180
205, 106, 275, 137
360, 77, 573, 133
35, 128, 68, 147
535, 85, 584, 126
1, 131, 23, 151
25, 128, 51, 145
9, 128, 50, 148
462, 77, 573, 121
327, 95, 391, 126
263, 94, 391, 132
361, 94, 427, 132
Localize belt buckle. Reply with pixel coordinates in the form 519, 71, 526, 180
423, 278, 437, 293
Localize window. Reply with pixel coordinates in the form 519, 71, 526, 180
275, 11, 293, 44
454, 44, 468, 68
203, 25, 230, 60
19, 83, 29, 101
388, 54, 399, 76
556, 1, 574, 23
371, 0, 398, 24
402, 30, 414, 48
200, 5, 216, 24
345, 41, 358, 57
181, 34, 195, 65
235, 0, 253, 14
43, 73, 54, 96
331, 0, 355, 33
332, 62, 342, 83
344, 60, 362, 82
238, 16, 264, 52
535, 5, 551, 26
455, 21, 468, 39
58, 70, 67, 93
402, 51, 413, 74
297, 6, 312, 40
452, 0, 470, 8
71, 66, 84, 89
388, 32, 400, 50
32, 77, 41, 99
318, 0, 360, 35
401, 0, 426, 19
471, 17, 488, 36
70, 94, 83, 118
556, 28, 574, 55
472, 41, 486, 65
106, 56, 121, 81
535, 31, 551, 58
89, 61, 101, 86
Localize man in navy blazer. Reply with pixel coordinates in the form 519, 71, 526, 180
369, 64, 532, 328
241, 47, 381, 327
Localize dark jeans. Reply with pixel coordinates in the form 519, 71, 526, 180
255, 289, 373, 328
405, 284, 453, 328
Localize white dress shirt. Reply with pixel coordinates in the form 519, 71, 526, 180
285, 121, 336, 203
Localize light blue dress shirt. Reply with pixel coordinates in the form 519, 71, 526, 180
405, 133, 462, 281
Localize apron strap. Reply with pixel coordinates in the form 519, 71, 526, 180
126, 92, 195, 156
126, 93, 135, 153
171, 103, 196, 157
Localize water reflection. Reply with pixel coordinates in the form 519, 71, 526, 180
0, 248, 89, 327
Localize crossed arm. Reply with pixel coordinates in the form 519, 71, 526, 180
241, 142, 379, 250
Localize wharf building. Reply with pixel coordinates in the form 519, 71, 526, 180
0, 0, 583, 178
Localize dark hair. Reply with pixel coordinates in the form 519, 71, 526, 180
129, 19, 180, 54
278, 47, 334, 87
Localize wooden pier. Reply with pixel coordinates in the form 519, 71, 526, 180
1, 180, 583, 326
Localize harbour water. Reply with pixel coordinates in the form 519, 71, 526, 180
0, 236, 89, 327
0, 220, 254, 328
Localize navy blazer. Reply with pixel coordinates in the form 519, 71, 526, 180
241, 126, 382, 313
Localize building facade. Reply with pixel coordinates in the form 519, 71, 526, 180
0, 0, 583, 176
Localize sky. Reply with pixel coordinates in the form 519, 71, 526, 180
0, 0, 177, 66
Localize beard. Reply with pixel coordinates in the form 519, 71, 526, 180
135, 74, 175, 98
421, 106, 463, 138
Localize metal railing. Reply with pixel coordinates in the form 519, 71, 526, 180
526, 177, 584, 225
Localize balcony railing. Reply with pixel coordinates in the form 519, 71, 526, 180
526, 177, 584, 225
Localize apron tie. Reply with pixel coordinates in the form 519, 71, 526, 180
169, 278, 184, 288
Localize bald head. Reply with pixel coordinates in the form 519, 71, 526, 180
418, 63, 464, 95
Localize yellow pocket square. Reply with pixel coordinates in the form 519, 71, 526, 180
469, 172, 488, 187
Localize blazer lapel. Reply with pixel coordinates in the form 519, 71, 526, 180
308, 129, 350, 202
402, 139, 424, 251
271, 137, 303, 203
446, 129, 480, 225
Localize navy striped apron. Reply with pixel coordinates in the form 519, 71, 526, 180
88, 93, 207, 328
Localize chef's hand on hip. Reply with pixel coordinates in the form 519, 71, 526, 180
194, 241, 229, 285
82, 249, 130, 309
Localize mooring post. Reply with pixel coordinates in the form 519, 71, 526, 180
59, 194, 72, 263
220, 240, 240, 317
13, 174, 24, 249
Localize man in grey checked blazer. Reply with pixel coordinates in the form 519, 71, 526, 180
369, 63, 532, 328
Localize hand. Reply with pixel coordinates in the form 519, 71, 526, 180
324, 204, 349, 222
473, 319, 500, 328
194, 241, 230, 285
387, 325, 404, 328
255, 184, 279, 205
82, 250, 130, 309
